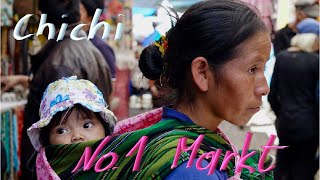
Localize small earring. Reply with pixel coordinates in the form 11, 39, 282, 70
160, 73, 164, 87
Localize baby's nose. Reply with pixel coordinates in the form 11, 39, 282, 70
71, 133, 85, 143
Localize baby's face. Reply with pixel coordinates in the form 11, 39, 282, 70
49, 109, 106, 145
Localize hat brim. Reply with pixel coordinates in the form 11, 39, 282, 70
27, 101, 117, 151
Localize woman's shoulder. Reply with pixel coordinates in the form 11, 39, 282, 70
113, 108, 164, 135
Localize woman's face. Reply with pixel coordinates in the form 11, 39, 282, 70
79, 3, 92, 25
49, 109, 106, 145
207, 31, 271, 126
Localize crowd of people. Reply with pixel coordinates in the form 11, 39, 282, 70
269, 2, 319, 179
1, 0, 319, 179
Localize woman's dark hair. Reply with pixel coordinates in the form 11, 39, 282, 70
81, 0, 104, 18
38, 0, 80, 27
39, 104, 110, 146
139, 0, 268, 106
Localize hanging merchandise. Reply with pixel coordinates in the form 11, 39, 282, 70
104, 0, 133, 50
13, 0, 38, 18
1, 106, 25, 179
1, 0, 14, 26
1, 1, 36, 178
10, 0, 40, 75
1, 27, 13, 76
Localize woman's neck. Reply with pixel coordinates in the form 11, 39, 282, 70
174, 100, 223, 131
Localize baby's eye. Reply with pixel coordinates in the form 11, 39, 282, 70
83, 122, 93, 128
56, 128, 69, 134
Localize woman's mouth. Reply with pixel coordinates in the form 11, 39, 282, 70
248, 107, 260, 113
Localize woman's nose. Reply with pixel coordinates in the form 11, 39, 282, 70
255, 76, 270, 96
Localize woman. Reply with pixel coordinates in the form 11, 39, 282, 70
31, 0, 273, 179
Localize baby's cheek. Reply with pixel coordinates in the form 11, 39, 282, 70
50, 134, 70, 145
92, 128, 106, 140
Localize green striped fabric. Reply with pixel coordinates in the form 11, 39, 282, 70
45, 119, 273, 179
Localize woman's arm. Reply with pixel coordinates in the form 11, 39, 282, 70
1, 75, 30, 92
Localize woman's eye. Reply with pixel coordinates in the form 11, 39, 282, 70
249, 67, 257, 74
56, 128, 68, 134
83, 122, 93, 128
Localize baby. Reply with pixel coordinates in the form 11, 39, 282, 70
27, 76, 117, 150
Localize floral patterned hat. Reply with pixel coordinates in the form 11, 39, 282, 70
27, 76, 117, 151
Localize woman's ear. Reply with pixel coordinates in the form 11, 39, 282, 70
191, 57, 211, 92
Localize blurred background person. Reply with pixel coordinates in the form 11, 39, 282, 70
80, 0, 120, 110
80, 0, 117, 85
272, 2, 319, 55
268, 30, 319, 179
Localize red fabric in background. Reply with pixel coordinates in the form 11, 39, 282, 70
240, 0, 274, 31
16, 107, 24, 175
113, 69, 130, 120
